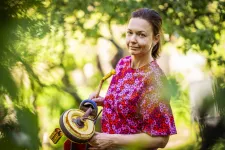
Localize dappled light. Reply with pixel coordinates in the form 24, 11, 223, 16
0, 0, 225, 150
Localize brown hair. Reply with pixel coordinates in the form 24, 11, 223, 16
131, 8, 163, 59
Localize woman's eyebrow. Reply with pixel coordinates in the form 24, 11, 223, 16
127, 29, 146, 33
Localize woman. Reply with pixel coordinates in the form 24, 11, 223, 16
89, 8, 177, 150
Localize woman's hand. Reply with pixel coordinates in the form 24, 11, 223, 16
89, 92, 104, 106
88, 132, 114, 150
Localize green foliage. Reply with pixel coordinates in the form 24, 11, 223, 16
171, 88, 191, 126
212, 139, 225, 150
0, 0, 225, 149
166, 75, 181, 99
0, 65, 18, 99
15, 106, 41, 149
156, 0, 225, 66
0, 105, 41, 150
0, 0, 48, 149
214, 76, 225, 113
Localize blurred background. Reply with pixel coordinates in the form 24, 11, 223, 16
0, 0, 225, 149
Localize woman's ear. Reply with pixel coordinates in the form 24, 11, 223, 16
154, 34, 160, 45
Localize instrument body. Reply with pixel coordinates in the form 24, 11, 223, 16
60, 99, 98, 143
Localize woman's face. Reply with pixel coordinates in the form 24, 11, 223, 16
126, 18, 157, 56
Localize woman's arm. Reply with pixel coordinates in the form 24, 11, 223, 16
89, 132, 169, 150
112, 133, 169, 148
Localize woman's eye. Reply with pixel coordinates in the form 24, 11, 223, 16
127, 31, 132, 35
139, 34, 145, 37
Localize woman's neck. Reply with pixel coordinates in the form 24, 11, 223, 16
131, 54, 154, 69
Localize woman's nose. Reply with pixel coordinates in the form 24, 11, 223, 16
130, 34, 137, 43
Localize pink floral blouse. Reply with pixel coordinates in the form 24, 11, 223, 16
101, 56, 177, 136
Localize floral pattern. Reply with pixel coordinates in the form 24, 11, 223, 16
101, 56, 177, 136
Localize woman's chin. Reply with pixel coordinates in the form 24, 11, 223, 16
129, 50, 140, 55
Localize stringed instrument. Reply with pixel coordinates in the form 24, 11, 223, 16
49, 70, 116, 150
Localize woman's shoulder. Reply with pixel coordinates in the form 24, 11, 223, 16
148, 61, 168, 86
118, 55, 131, 64
114, 56, 131, 74
116, 56, 131, 67
150, 60, 166, 77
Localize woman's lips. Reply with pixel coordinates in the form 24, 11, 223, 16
129, 46, 140, 50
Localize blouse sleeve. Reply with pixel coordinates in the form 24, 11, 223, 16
139, 72, 177, 136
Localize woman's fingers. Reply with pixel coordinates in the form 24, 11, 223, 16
91, 97, 104, 106
92, 97, 101, 102
88, 92, 97, 99
88, 132, 99, 146
95, 132, 100, 134
88, 92, 104, 106
88, 132, 113, 150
